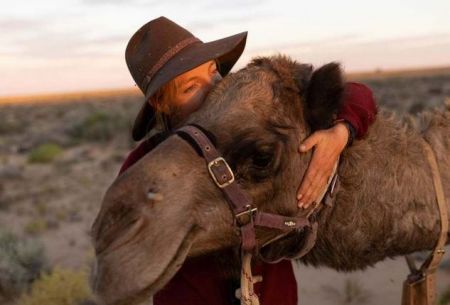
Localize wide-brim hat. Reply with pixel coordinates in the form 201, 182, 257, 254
125, 16, 247, 141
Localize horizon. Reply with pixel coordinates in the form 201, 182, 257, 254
2, 64, 450, 102
1, 0, 449, 96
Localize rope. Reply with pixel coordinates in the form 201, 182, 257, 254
239, 252, 262, 305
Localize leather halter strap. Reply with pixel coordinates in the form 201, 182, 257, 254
402, 138, 448, 305
176, 125, 312, 252
418, 139, 448, 273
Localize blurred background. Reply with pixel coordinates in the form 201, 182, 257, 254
0, 1, 449, 304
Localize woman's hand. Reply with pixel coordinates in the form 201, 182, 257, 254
297, 123, 349, 209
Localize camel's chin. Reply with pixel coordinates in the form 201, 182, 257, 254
94, 225, 200, 305
142, 225, 200, 297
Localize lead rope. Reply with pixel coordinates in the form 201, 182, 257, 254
240, 252, 262, 305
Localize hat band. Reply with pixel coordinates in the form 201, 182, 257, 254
142, 36, 201, 92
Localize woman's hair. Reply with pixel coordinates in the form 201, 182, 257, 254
147, 79, 179, 133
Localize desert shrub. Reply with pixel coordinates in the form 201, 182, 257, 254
28, 143, 63, 163
17, 267, 94, 305
440, 285, 450, 305
34, 201, 48, 216
68, 111, 127, 143
322, 278, 370, 305
0, 118, 25, 135
340, 278, 369, 304
442, 258, 450, 272
24, 219, 48, 236
0, 229, 48, 297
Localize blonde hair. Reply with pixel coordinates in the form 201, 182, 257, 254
148, 79, 179, 133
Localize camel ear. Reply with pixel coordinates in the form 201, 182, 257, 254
292, 63, 313, 94
303, 63, 345, 131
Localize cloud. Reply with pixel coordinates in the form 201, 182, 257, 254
0, 18, 47, 31
0, 17, 53, 39
201, 0, 269, 11
246, 34, 360, 54
244, 32, 450, 56
80, 0, 169, 6
0, 15, 128, 59
187, 12, 271, 33
2, 32, 125, 59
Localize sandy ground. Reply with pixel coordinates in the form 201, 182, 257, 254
0, 71, 449, 304
295, 256, 450, 305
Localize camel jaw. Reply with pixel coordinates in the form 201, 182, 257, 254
92, 225, 200, 305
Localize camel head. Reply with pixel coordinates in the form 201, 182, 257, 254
90, 55, 346, 305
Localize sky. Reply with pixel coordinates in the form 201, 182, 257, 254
0, 0, 449, 96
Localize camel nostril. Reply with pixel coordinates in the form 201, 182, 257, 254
147, 191, 164, 202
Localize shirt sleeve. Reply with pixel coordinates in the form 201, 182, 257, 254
118, 132, 169, 176
336, 82, 378, 139
118, 140, 152, 176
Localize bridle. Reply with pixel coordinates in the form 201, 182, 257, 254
176, 125, 315, 253
175, 124, 338, 305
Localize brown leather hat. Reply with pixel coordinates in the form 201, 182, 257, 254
126, 16, 247, 141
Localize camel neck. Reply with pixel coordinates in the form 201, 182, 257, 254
302, 109, 449, 271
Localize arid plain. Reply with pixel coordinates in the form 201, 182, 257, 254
0, 67, 449, 305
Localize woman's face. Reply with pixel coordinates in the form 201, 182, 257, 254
169, 60, 222, 124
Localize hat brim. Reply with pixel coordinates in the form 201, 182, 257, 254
132, 31, 247, 141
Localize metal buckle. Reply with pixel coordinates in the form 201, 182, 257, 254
207, 157, 235, 188
235, 205, 258, 227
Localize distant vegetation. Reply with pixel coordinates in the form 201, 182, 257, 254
28, 143, 63, 163
322, 278, 370, 305
67, 111, 129, 143
0, 119, 25, 135
440, 286, 450, 305
24, 218, 49, 236
0, 229, 48, 298
17, 267, 94, 305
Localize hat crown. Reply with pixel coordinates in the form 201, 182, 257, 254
125, 17, 200, 92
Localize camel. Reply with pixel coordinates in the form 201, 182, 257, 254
90, 55, 450, 305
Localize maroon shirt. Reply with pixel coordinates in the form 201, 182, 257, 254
118, 82, 377, 305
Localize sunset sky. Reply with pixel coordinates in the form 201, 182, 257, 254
1, 0, 449, 96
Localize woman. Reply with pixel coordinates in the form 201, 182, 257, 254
120, 17, 377, 305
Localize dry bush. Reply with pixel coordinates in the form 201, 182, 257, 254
440, 285, 450, 305
0, 229, 48, 298
23, 218, 48, 236
322, 277, 370, 305
0, 118, 25, 135
17, 267, 95, 305
67, 111, 127, 143
28, 143, 63, 163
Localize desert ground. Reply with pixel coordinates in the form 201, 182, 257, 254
0, 67, 449, 305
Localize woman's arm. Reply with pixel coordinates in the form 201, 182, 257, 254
297, 82, 377, 208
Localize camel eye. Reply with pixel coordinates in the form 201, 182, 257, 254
251, 152, 274, 168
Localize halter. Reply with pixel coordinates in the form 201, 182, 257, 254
176, 125, 338, 305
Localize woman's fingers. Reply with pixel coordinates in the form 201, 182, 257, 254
297, 124, 349, 209
297, 150, 328, 207
298, 162, 330, 208
301, 174, 329, 209
299, 131, 322, 152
